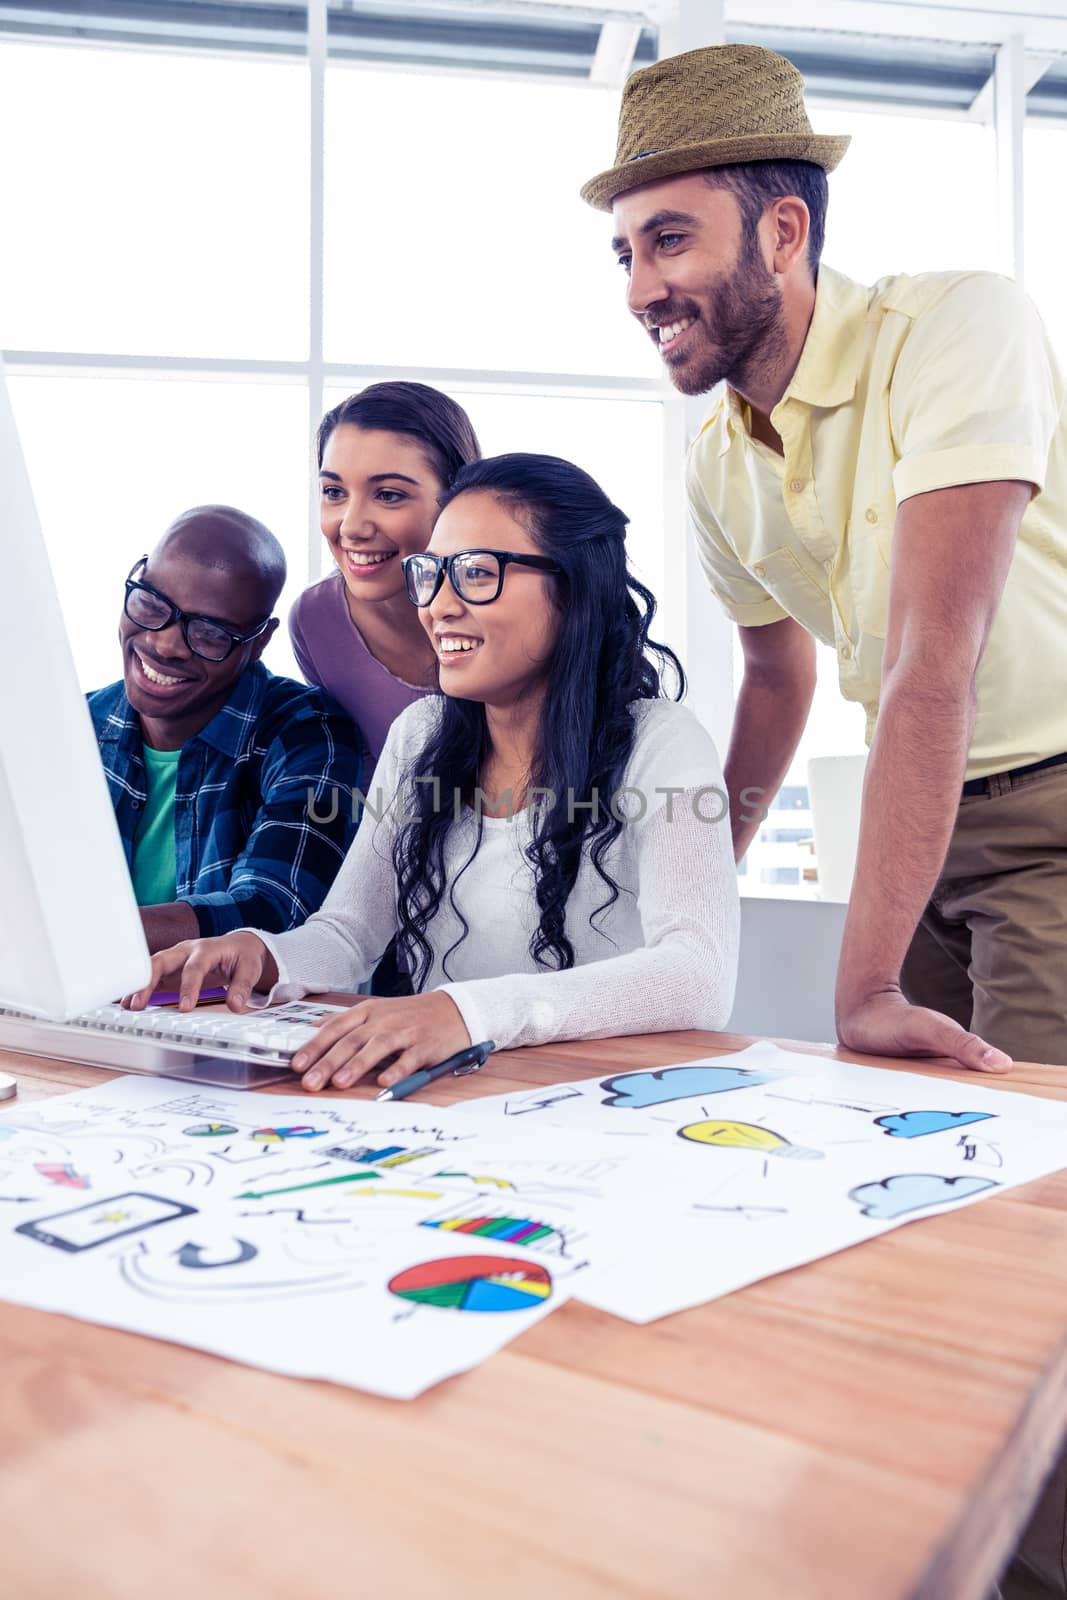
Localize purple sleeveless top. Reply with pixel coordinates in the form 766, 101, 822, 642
288, 572, 430, 766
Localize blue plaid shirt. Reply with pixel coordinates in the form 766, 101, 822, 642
88, 663, 363, 937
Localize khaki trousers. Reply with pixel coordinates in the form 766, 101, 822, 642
901, 763, 1067, 1067
900, 761, 1067, 1600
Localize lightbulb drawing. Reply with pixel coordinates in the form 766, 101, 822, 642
678, 1120, 824, 1160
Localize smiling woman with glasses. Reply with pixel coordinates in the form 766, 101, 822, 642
402, 548, 561, 607
127, 455, 740, 1097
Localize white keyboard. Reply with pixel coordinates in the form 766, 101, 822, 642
0, 1000, 350, 1090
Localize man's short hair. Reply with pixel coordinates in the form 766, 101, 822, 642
704, 159, 829, 272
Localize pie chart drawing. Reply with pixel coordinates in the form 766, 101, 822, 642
184, 1123, 238, 1138
388, 1255, 553, 1314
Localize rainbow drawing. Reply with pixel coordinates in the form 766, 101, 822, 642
388, 1255, 552, 1314
420, 1214, 558, 1248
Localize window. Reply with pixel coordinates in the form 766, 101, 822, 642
0, 39, 308, 359
9, 374, 308, 687
1025, 124, 1067, 365
3, 17, 667, 709
323, 63, 658, 381
817, 104, 999, 280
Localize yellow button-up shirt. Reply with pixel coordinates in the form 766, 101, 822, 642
686, 265, 1067, 780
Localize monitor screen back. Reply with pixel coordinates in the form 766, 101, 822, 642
0, 364, 151, 1018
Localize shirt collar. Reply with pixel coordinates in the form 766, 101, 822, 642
778, 264, 869, 410
195, 661, 270, 757
94, 683, 143, 755
96, 661, 270, 758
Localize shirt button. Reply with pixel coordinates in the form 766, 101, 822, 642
865, 507, 879, 524
840, 644, 853, 661
753, 563, 767, 579
789, 478, 805, 493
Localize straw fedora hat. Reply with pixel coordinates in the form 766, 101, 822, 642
581, 44, 850, 211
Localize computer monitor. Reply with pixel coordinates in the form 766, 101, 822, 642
0, 361, 152, 1019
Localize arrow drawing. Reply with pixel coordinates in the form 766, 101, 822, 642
176, 1239, 258, 1269
503, 1088, 584, 1116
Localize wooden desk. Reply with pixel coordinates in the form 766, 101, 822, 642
4, 1027, 1067, 1600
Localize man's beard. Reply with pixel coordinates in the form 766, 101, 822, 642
663, 231, 787, 399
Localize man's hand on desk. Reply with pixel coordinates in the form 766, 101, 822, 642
290, 991, 471, 1094
122, 930, 278, 1013
836, 984, 1014, 1074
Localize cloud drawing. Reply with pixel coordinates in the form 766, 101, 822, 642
849, 1172, 997, 1220
600, 1064, 777, 1110
874, 1110, 994, 1140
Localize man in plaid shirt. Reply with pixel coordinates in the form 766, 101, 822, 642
88, 506, 363, 952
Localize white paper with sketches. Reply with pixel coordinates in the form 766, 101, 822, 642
0, 1077, 600, 1398
450, 1042, 1067, 1321
2, 1048, 1066, 1372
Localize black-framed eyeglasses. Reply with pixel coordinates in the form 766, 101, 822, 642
401, 548, 562, 608
123, 558, 273, 663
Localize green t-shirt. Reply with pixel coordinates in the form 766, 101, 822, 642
130, 744, 181, 907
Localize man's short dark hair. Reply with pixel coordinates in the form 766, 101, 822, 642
704, 159, 829, 273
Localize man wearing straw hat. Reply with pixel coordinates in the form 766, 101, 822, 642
583, 43, 1067, 1599
583, 44, 1067, 1074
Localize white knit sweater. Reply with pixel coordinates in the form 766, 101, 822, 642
256, 696, 739, 1050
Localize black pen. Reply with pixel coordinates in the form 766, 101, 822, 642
375, 1040, 496, 1102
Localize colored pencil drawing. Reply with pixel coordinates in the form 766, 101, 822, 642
176, 1239, 258, 1268
677, 1120, 824, 1160
388, 1255, 553, 1314
600, 1063, 780, 1109
432, 1171, 516, 1190
848, 1173, 998, 1219
502, 1088, 584, 1116
34, 1162, 91, 1188
16, 1192, 197, 1253
873, 1111, 995, 1139
322, 1141, 443, 1168
0, 1052, 1060, 1393
251, 1126, 328, 1142
420, 1208, 569, 1256
118, 1236, 366, 1302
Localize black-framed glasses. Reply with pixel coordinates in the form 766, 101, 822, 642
123, 558, 272, 663
402, 548, 562, 608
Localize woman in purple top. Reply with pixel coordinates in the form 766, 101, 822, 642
289, 382, 482, 765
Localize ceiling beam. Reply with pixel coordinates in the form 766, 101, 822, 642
590, 17, 642, 83
727, 0, 1067, 52
969, 49, 1054, 119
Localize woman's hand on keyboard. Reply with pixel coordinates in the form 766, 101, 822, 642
121, 931, 279, 1012
290, 991, 471, 1093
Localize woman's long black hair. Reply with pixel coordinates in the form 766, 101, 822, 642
393, 453, 685, 988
